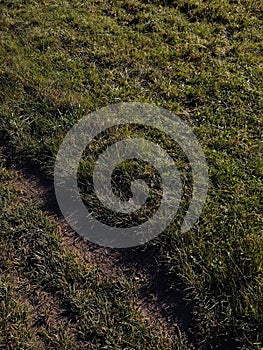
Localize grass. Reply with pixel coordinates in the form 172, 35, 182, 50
0, 0, 262, 349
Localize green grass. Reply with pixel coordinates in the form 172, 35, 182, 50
0, 0, 262, 349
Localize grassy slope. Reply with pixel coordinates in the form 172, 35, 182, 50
0, 0, 262, 349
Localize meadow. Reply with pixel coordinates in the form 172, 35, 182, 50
0, 0, 262, 349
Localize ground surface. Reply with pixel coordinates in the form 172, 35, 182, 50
0, 0, 262, 349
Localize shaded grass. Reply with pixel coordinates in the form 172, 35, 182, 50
0, 0, 262, 348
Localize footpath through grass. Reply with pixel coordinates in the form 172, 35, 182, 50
0, 164, 185, 349
0, 0, 262, 349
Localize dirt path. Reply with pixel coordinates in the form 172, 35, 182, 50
3, 160, 193, 348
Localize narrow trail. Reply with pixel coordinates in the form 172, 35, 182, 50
2, 154, 194, 348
